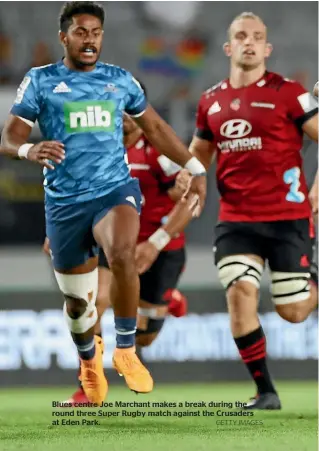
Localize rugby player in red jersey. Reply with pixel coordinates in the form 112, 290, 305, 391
186, 12, 318, 409
48, 103, 194, 404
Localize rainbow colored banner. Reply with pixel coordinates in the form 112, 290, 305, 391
139, 36, 207, 78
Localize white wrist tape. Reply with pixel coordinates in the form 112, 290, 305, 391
18, 143, 33, 159
184, 157, 206, 176
148, 228, 171, 251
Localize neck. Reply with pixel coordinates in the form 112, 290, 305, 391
124, 129, 143, 149
229, 64, 266, 88
63, 56, 96, 72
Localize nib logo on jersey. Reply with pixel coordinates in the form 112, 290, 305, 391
64, 100, 115, 133
218, 119, 262, 154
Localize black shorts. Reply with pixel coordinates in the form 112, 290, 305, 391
98, 247, 186, 305
214, 219, 314, 272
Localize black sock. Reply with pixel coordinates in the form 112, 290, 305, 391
234, 326, 276, 395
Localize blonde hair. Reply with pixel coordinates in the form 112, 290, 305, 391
228, 12, 267, 39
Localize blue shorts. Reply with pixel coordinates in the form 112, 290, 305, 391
45, 179, 141, 270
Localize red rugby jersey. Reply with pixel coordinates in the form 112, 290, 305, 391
127, 136, 185, 250
195, 71, 318, 222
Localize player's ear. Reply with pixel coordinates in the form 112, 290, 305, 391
223, 42, 231, 57
59, 31, 67, 46
265, 42, 273, 58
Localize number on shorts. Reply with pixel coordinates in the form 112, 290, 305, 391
283, 167, 305, 203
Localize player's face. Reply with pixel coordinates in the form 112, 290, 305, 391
60, 14, 103, 68
123, 114, 139, 135
225, 19, 271, 70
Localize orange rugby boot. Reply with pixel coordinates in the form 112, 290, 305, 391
113, 346, 153, 393
79, 335, 108, 406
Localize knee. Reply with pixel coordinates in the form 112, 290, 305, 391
107, 243, 135, 272
271, 271, 312, 323
136, 312, 165, 347
228, 281, 257, 311
227, 281, 258, 329
276, 302, 310, 324
64, 295, 88, 319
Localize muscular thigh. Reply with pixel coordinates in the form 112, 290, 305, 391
92, 179, 142, 257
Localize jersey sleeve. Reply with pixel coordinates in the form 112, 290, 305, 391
147, 146, 181, 190
124, 73, 148, 117
283, 80, 318, 127
194, 94, 214, 141
10, 70, 41, 123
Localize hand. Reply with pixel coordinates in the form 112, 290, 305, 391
135, 241, 159, 274
27, 141, 65, 170
175, 169, 192, 193
43, 237, 51, 256
182, 175, 207, 217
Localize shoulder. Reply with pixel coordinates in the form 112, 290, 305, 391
29, 62, 59, 78
97, 62, 131, 79
197, 79, 227, 109
22, 63, 61, 88
264, 71, 305, 95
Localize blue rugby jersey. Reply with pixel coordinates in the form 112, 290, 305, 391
11, 60, 147, 204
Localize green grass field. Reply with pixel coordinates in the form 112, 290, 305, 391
0, 382, 317, 451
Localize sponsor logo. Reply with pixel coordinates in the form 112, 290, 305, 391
219, 120, 262, 153
104, 83, 117, 92
230, 98, 241, 111
220, 119, 252, 139
64, 101, 115, 133
53, 82, 71, 93
15, 76, 31, 104
208, 101, 221, 115
251, 102, 275, 109
125, 196, 136, 207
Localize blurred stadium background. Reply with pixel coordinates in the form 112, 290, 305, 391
0, 1, 317, 391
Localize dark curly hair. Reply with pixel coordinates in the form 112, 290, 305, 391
59, 1, 105, 32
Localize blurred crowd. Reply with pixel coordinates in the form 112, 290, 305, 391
0, 33, 54, 85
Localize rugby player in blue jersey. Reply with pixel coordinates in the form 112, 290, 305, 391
0, 2, 207, 405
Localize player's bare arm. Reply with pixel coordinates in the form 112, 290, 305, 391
135, 194, 196, 274
188, 136, 217, 170
1, 115, 65, 170
134, 105, 207, 216
313, 82, 318, 98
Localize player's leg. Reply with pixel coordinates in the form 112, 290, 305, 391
136, 248, 187, 347
66, 250, 112, 405
268, 219, 318, 323
46, 199, 107, 405
215, 222, 281, 410
92, 179, 153, 393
